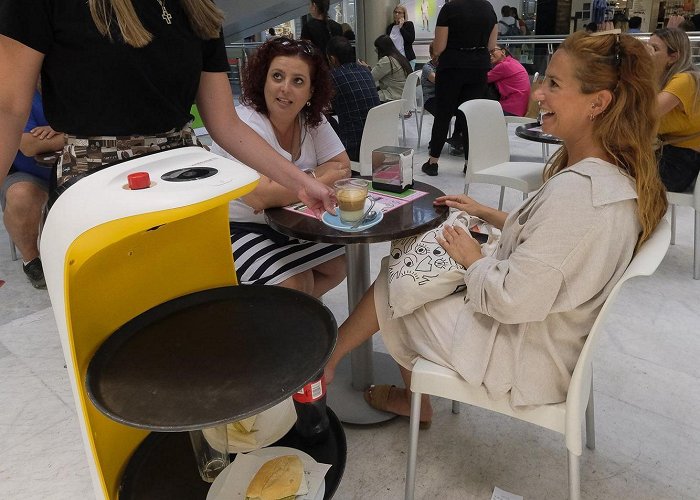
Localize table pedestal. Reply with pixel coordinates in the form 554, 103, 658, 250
327, 243, 403, 424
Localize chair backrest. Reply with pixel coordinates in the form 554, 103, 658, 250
358, 99, 404, 175
459, 99, 511, 173
400, 71, 422, 115
564, 218, 671, 455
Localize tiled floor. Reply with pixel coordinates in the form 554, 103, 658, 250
1, 117, 699, 499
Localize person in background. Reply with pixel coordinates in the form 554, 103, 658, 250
326, 36, 380, 162
1, 86, 62, 289
585, 22, 598, 33
627, 16, 642, 33
488, 45, 530, 116
360, 35, 411, 103
211, 38, 349, 296
421, 0, 430, 32
421, 0, 498, 176
421, 42, 438, 116
340, 23, 355, 41
323, 31, 666, 428
301, 0, 342, 56
498, 5, 518, 36
648, 28, 700, 192
0, 0, 337, 218
385, 4, 416, 70
265, 27, 276, 40
510, 7, 528, 35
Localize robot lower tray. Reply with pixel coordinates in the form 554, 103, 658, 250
119, 408, 347, 500
85, 285, 337, 430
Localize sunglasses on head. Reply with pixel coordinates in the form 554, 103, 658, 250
270, 37, 317, 56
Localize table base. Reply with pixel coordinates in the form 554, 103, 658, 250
327, 352, 404, 424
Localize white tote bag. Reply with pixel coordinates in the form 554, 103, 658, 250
387, 210, 497, 319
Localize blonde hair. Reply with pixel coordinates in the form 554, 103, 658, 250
88, 0, 224, 48
394, 4, 408, 20
546, 31, 667, 249
652, 28, 700, 109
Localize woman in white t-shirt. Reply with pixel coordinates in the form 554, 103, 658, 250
385, 4, 416, 69
212, 37, 350, 297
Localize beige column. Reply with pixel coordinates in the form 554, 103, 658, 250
356, 0, 397, 64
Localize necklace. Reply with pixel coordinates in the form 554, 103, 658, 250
155, 0, 172, 24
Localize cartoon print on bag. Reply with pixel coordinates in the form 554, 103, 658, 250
388, 232, 462, 286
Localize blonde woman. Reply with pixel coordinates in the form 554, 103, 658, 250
648, 28, 700, 192
385, 4, 416, 69
325, 32, 667, 426
0, 0, 336, 215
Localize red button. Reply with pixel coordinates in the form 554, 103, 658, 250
128, 172, 151, 190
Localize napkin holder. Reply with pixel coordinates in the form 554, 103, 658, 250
371, 146, 413, 193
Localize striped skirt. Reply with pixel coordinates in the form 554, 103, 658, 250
230, 222, 344, 285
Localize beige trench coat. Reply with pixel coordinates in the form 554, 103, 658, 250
376, 158, 640, 407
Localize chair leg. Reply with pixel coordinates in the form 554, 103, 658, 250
585, 378, 595, 450
405, 391, 422, 500
498, 186, 506, 210
694, 209, 700, 279
416, 111, 423, 149
464, 183, 470, 195
568, 451, 582, 500
670, 204, 676, 245
401, 116, 406, 147
522, 191, 528, 201
10, 240, 18, 261
451, 400, 460, 414
541, 143, 547, 162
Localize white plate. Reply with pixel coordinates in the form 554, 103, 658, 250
203, 398, 296, 454
321, 208, 383, 232
206, 446, 325, 500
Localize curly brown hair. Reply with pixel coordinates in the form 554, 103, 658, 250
240, 37, 334, 128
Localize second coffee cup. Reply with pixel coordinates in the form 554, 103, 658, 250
334, 178, 370, 223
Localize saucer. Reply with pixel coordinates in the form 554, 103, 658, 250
321, 209, 383, 232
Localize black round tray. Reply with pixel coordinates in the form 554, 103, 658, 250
119, 407, 347, 500
86, 285, 337, 431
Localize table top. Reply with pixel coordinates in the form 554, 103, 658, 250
86, 285, 337, 431
119, 407, 346, 500
515, 122, 563, 145
265, 180, 449, 245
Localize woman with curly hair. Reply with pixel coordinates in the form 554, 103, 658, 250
212, 37, 350, 296
324, 31, 667, 427
648, 28, 700, 192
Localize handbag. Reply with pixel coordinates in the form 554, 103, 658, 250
387, 210, 498, 319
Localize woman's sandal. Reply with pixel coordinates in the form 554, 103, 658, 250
364, 384, 432, 429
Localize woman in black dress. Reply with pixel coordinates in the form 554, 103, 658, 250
421, 0, 498, 176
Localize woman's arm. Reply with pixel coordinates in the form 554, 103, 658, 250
19, 128, 64, 157
487, 24, 499, 51
657, 91, 681, 117
434, 194, 508, 230
0, 35, 44, 185
433, 26, 448, 57
371, 57, 392, 84
400, 21, 415, 45
242, 151, 350, 211
196, 71, 335, 216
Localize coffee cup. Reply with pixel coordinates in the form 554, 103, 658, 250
334, 178, 370, 223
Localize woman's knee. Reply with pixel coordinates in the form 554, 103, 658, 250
278, 271, 314, 295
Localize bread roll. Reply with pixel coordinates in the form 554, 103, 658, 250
245, 455, 303, 500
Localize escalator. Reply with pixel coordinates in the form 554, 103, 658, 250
219, 0, 309, 41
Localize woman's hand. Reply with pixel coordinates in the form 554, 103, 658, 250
357, 59, 369, 68
434, 194, 484, 217
30, 125, 59, 140
437, 224, 483, 268
298, 177, 337, 217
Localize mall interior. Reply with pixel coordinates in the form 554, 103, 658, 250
1, 1, 699, 499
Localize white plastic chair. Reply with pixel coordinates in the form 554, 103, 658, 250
351, 100, 405, 176
405, 218, 672, 500
400, 71, 423, 148
460, 99, 545, 209
667, 171, 700, 279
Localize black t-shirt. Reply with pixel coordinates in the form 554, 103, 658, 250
0, 0, 229, 136
301, 17, 343, 55
436, 0, 496, 70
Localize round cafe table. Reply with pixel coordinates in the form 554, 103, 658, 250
266, 180, 449, 424
515, 122, 562, 162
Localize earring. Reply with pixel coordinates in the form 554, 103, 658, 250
306, 101, 311, 107
589, 113, 596, 121
537, 100, 541, 106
